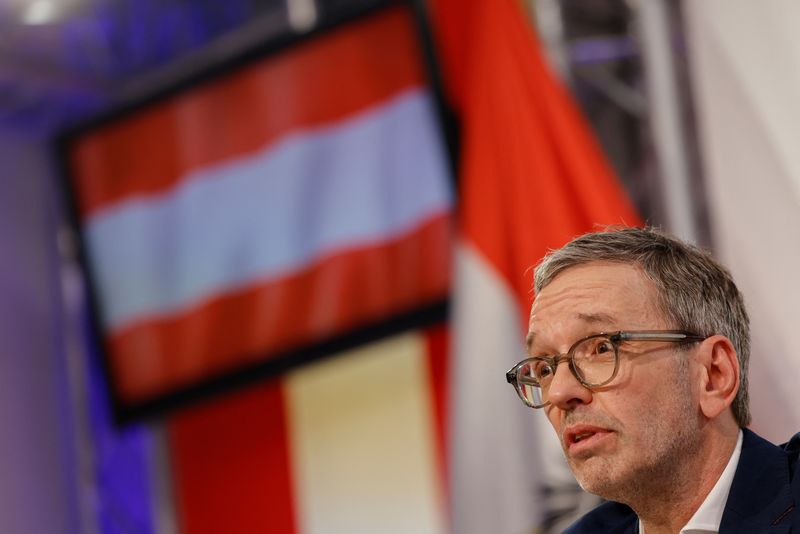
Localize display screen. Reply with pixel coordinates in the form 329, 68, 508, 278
59, 1, 453, 421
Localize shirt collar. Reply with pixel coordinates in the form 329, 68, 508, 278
639, 430, 743, 534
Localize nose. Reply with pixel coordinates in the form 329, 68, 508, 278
547, 360, 592, 410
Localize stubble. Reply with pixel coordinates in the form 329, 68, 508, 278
568, 358, 702, 507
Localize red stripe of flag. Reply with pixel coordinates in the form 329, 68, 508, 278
168, 380, 296, 534
435, 0, 640, 316
424, 323, 451, 515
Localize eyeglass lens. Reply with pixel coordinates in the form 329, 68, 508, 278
517, 335, 617, 407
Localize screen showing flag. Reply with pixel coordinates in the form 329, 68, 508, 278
59, 1, 454, 421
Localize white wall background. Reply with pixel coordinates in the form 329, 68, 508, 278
686, 0, 800, 443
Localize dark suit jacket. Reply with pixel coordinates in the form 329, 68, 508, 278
564, 428, 800, 533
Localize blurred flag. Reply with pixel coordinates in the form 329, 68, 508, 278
67, 6, 452, 408
169, 328, 449, 534
428, 0, 641, 531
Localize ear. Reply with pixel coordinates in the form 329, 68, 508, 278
695, 335, 740, 420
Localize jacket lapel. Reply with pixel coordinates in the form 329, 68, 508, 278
719, 429, 795, 533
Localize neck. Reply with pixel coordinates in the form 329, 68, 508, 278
634, 424, 739, 534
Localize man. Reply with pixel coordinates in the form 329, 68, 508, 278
506, 227, 800, 533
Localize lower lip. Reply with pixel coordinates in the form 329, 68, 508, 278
567, 431, 613, 456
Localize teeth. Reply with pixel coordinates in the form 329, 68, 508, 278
574, 432, 594, 442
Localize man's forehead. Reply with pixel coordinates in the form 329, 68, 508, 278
525, 311, 619, 350
530, 262, 654, 313
525, 262, 661, 353
538, 261, 646, 289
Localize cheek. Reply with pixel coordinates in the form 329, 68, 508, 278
612, 368, 688, 438
590, 385, 649, 435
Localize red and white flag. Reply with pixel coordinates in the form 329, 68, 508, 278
70, 6, 452, 406
429, 0, 641, 531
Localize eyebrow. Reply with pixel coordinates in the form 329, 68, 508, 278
525, 312, 618, 352
576, 312, 617, 325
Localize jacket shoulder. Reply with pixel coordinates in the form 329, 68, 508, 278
563, 501, 637, 534
721, 429, 800, 531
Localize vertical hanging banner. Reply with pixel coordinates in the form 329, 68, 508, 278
168, 326, 449, 534
429, 0, 641, 532
58, 1, 454, 422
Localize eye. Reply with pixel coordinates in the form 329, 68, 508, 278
595, 340, 614, 354
532, 359, 555, 381
576, 337, 616, 361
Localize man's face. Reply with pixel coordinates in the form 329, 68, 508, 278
527, 262, 701, 501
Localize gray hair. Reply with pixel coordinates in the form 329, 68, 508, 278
533, 226, 751, 428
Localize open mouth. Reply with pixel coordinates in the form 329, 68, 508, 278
564, 425, 612, 453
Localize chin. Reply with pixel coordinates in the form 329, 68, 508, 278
575, 460, 659, 506
571, 459, 629, 501
574, 472, 611, 496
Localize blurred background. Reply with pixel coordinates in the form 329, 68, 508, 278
3, 0, 800, 533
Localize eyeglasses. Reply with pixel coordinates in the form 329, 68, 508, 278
506, 330, 707, 409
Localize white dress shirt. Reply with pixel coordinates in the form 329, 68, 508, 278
639, 430, 743, 534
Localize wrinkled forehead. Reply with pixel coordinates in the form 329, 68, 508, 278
527, 262, 664, 348
532, 261, 655, 305
525, 311, 618, 351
